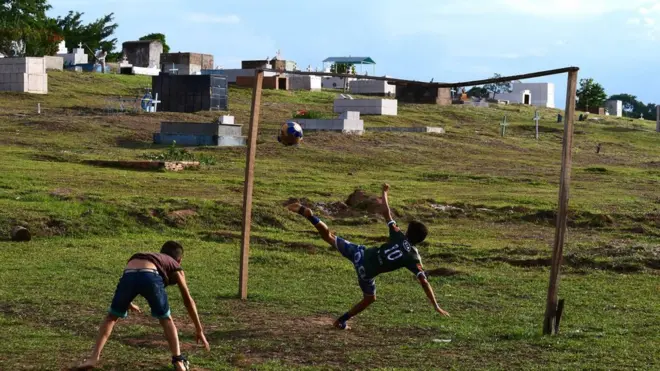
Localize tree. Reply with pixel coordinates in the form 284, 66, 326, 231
483, 73, 512, 99
0, 0, 59, 57
576, 78, 607, 112
467, 86, 489, 99
330, 63, 351, 74
139, 33, 169, 53
56, 11, 118, 55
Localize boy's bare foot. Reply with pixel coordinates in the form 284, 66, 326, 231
72, 358, 98, 370
174, 361, 188, 371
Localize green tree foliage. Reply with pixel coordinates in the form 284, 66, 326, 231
55, 11, 118, 58
576, 78, 607, 112
467, 86, 489, 99
139, 33, 170, 53
483, 73, 512, 99
330, 63, 353, 74
0, 0, 59, 57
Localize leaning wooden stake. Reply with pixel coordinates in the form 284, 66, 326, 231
239, 69, 264, 300
543, 69, 578, 335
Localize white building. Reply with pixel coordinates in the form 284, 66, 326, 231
497, 82, 555, 108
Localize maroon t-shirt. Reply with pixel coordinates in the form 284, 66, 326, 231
129, 252, 182, 286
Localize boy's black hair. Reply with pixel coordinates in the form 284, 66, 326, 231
161, 240, 184, 261
406, 221, 428, 245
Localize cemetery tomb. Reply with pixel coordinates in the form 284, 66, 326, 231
333, 98, 397, 116
606, 100, 623, 117
395, 84, 451, 105
322, 76, 356, 89
236, 75, 288, 90
201, 68, 278, 83
349, 79, 396, 96
294, 111, 365, 134
152, 73, 228, 113
153, 117, 246, 146
122, 40, 163, 68
44, 56, 64, 71
0, 57, 48, 94
57, 43, 88, 67
497, 82, 555, 108
160, 52, 214, 75
288, 75, 322, 91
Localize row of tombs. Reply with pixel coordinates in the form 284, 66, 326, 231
0, 38, 623, 117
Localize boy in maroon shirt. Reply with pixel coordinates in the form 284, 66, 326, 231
76, 241, 209, 371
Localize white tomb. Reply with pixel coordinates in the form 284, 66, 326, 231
497, 82, 555, 108
606, 100, 623, 117
334, 98, 397, 116
322, 76, 356, 89
288, 75, 322, 91
57, 42, 89, 66
349, 79, 396, 96
294, 111, 364, 134
0, 57, 48, 94
57, 40, 68, 54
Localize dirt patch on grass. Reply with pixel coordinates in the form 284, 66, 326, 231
212, 300, 445, 369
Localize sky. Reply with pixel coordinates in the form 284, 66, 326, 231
48, 0, 660, 109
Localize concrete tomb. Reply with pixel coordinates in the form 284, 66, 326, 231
497, 82, 555, 108
160, 52, 214, 75
395, 84, 452, 105
294, 111, 364, 134
57, 42, 89, 67
349, 79, 396, 96
152, 73, 228, 112
288, 74, 322, 91
44, 56, 64, 71
153, 116, 246, 146
606, 100, 623, 117
333, 97, 397, 116
0, 57, 48, 94
122, 40, 163, 68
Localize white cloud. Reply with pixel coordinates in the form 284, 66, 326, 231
628, 17, 642, 24
185, 13, 240, 24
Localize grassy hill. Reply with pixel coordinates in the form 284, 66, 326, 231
0, 71, 658, 370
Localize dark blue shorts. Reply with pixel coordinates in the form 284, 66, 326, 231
108, 269, 171, 319
335, 237, 376, 296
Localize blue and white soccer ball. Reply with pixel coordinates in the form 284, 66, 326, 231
278, 121, 303, 146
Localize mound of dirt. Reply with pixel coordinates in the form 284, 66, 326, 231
283, 189, 387, 219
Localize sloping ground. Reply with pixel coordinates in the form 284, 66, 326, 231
0, 71, 658, 370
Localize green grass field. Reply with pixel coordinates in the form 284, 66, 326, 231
0, 71, 658, 370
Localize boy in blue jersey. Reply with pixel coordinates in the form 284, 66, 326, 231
287, 183, 449, 329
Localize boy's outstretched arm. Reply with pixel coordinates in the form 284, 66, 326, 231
418, 275, 450, 316
381, 183, 394, 223
175, 271, 211, 351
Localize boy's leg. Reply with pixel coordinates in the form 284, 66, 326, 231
77, 274, 136, 369
140, 272, 188, 370
76, 314, 120, 369
159, 317, 188, 371
334, 278, 377, 330
287, 203, 337, 247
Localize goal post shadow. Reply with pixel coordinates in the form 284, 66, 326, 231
238, 67, 579, 336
